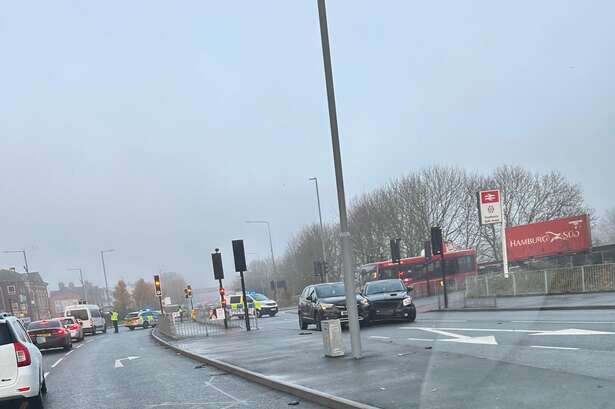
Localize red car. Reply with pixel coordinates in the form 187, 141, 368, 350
27, 319, 72, 351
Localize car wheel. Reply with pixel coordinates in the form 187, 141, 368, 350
299, 314, 308, 330
103, 325, 107, 333
41, 377, 47, 395
315, 315, 322, 331
91, 326, 96, 335
28, 390, 44, 409
407, 309, 416, 323
256, 310, 262, 318
143, 321, 150, 329
128, 326, 135, 331
64, 342, 72, 351
269, 312, 277, 317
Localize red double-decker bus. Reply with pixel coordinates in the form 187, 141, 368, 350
357, 248, 478, 298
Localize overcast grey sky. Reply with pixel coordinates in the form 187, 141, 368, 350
1, 1, 614, 290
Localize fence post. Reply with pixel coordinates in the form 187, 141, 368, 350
581, 266, 586, 293
512, 273, 517, 296
544, 270, 549, 294
485, 276, 490, 297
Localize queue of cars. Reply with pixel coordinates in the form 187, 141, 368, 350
298, 279, 416, 330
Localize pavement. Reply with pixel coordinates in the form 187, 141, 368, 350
0, 325, 326, 409
412, 290, 615, 312
164, 309, 615, 409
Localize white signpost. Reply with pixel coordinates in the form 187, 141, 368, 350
478, 189, 509, 278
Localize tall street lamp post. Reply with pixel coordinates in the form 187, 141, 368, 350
316, 0, 362, 358
245, 220, 278, 297
309, 177, 328, 282
68, 267, 87, 302
100, 249, 115, 305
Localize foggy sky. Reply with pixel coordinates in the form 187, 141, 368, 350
1, 1, 614, 290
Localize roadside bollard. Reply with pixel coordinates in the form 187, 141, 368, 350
321, 319, 344, 357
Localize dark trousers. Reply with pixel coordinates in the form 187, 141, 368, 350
113, 320, 118, 333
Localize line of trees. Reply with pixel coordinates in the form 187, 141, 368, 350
243, 165, 591, 301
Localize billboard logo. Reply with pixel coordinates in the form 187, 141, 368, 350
478, 189, 502, 225
568, 219, 583, 230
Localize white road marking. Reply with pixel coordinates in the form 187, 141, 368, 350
402, 326, 615, 335
529, 328, 615, 336
75, 344, 83, 349
513, 320, 615, 324
531, 345, 579, 351
65, 350, 74, 356
416, 328, 498, 345
114, 356, 140, 368
407, 337, 435, 341
44, 372, 49, 379
205, 376, 246, 404
51, 358, 63, 368
418, 319, 468, 323
369, 336, 391, 340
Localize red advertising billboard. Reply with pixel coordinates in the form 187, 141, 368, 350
505, 215, 592, 262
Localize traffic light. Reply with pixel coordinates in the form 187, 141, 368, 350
212, 249, 224, 280
187, 285, 192, 298
154, 275, 161, 296
390, 238, 401, 263
430, 227, 443, 256
184, 288, 189, 299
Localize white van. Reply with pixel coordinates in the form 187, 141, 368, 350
64, 304, 107, 335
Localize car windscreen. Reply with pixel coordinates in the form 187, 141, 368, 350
0, 323, 13, 345
315, 283, 346, 298
66, 309, 89, 320
250, 294, 268, 301
59, 318, 75, 326
365, 280, 406, 295
28, 320, 61, 330
124, 313, 139, 319
229, 296, 241, 304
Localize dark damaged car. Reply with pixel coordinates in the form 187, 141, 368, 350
362, 279, 416, 323
298, 282, 370, 330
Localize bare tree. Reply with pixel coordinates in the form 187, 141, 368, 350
596, 207, 615, 244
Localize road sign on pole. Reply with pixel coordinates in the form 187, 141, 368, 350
477, 189, 508, 278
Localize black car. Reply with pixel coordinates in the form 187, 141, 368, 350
361, 279, 416, 323
27, 319, 73, 351
298, 282, 370, 330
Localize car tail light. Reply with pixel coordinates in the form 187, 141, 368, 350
69, 324, 79, 330
52, 328, 66, 336
14, 342, 31, 367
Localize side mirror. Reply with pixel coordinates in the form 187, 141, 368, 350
306, 295, 313, 302
406, 286, 413, 292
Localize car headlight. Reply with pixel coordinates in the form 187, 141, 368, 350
319, 303, 335, 310
403, 297, 413, 306
359, 298, 370, 305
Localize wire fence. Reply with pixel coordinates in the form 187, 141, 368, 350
465, 263, 615, 298
157, 307, 258, 339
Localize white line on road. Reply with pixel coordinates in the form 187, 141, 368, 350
401, 326, 536, 333
417, 319, 468, 323
531, 345, 580, 351
51, 358, 63, 368
369, 336, 391, 340
407, 337, 435, 341
205, 376, 246, 404
44, 372, 49, 379
65, 350, 74, 356
416, 328, 498, 345
75, 344, 83, 349
513, 320, 615, 324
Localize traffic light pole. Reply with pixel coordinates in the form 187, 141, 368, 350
239, 271, 251, 331
158, 295, 164, 314
218, 279, 228, 329
441, 249, 448, 309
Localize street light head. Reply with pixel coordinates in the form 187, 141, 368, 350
309, 177, 317, 181
215, 248, 220, 253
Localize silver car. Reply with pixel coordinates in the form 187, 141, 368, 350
59, 316, 84, 341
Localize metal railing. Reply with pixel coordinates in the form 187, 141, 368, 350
465, 263, 615, 298
157, 308, 258, 339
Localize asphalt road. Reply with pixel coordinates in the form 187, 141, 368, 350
172, 308, 615, 409
0, 326, 325, 409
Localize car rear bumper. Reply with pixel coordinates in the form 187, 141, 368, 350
0, 364, 39, 400
32, 336, 69, 349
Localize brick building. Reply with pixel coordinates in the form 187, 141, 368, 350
0, 268, 51, 322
